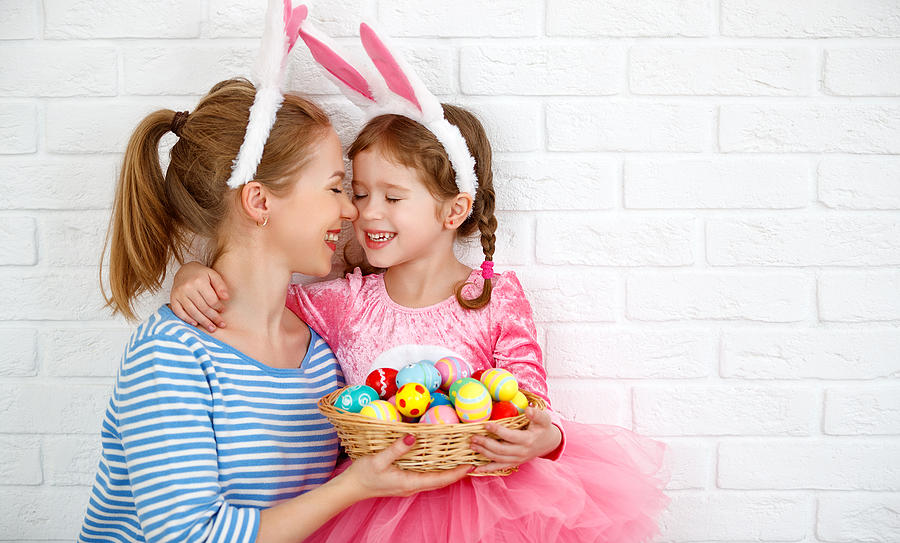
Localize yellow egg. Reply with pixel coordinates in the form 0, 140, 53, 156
454, 381, 492, 423
359, 400, 401, 422
511, 391, 528, 414
480, 368, 519, 402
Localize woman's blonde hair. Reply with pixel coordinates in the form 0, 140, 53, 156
102, 78, 331, 320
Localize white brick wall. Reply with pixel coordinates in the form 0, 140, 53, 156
0, 0, 898, 541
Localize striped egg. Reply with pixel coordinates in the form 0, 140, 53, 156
433, 356, 472, 389
480, 368, 519, 402
454, 381, 492, 423
448, 377, 481, 405
511, 390, 529, 414
420, 404, 460, 425
359, 400, 401, 422
396, 361, 442, 392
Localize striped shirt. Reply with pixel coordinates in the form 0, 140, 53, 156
79, 305, 344, 543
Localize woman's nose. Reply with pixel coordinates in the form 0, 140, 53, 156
342, 196, 359, 221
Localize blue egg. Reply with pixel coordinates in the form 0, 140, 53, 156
335, 385, 379, 413
396, 361, 441, 392
429, 392, 453, 408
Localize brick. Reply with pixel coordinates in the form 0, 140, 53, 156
548, 378, 631, 426
631, 46, 813, 96
43, 0, 202, 38
378, 0, 540, 37
0, 45, 117, 97
43, 436, 101, 486
0, 486, 91, 539
40, 327, 130, 377
546, 0, 712, 37
0, 103, 37, 154
513, 267, 618, 322
537, 214, 695, 266
0, 435, 42, 484
544, 325, 713, 378
723, 329, 900, 379
494, 156, 617, 211
820, 272, 900, 322
0, 383, 110, 433
720, 104, 900, 153
627, 272, 811, 322
124, 45, 255, 96
38, 211, 110, 266
0, 215, 37, 264
819, 157, 900, 210
455, 99, 541, 152
461, 45, 624, 96
722, 0, 900, 37
625, 157, 809, 209
0, 270, 114, 321
707, 217, 900, 266
719, 440, 900, 490
0, 328, 37, 376
634, 385, 817, 436
659, 493, 811, 541
46, 98, 195, 154
662, 440, 712, 490
817, 495, 900, 542
825, 48, 900, 96
0, 0, 37, 39
0, 156, 117, 209
458, 211, 532, 267
825, 387, 900, 435
208, 0, 373, 38
547, 102, 712, 152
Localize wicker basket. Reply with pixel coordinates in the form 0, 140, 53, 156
318, 386, 547, 476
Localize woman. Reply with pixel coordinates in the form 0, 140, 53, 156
78, 78, 470, 543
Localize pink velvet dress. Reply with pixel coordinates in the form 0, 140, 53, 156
287, 269, 668, 543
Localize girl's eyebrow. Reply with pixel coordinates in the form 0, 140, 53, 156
350, 180, 410, 192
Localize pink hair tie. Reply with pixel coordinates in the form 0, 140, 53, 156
480, 260, 495, 280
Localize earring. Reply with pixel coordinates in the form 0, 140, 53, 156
257, 216, 269, 227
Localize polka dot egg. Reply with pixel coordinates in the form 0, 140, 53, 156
395, 382, 431, 418
454, 381, 492, 423
433, 356, 472, 389
420, 404, 460, 424
480, 368, 519, 402
359, 399, 401, 422
336, 385, 379, 413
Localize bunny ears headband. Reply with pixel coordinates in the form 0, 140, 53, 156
228, 0, 478, 213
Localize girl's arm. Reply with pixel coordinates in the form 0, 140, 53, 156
170, 261, 229, 331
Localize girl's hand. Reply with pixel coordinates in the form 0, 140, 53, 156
170, 261, 229, 332
341, 434, 472, 500
469, 407, 562, 474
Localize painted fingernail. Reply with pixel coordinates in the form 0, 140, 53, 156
208, 325, 215, 332
403, 434, 415, 445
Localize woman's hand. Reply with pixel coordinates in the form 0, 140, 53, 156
468, 407, 562, 474
340, 434, 473, 500
170, 261, 229, 332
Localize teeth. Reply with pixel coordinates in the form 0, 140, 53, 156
324, 232, 339, 242
367, 232, 396, 242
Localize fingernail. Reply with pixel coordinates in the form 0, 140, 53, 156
403, 434, 415, 445
207, 325, 215, 332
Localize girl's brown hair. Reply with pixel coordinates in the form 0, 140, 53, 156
347, 104, 497, 310
102, 78, 331, 320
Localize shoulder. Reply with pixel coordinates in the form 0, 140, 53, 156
297, 268, 382, 298
121, 305, 213, 373
487, 270, 535, 317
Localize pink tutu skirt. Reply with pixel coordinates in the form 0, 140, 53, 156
304, 420, 668, 543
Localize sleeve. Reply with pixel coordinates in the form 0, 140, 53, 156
491, 272, 566, 461
113, 332, 259, 543
285, 269, 364, 349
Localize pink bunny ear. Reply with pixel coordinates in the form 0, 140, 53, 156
283, 1, 307, 52
298, 22, 374, 101
359, 23, 422, 112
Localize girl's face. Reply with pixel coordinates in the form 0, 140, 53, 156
268, 128, 357, 276
350, 147, 453, 269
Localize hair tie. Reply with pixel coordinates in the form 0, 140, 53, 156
170, 110, 189, 137
480, 260, 494, 280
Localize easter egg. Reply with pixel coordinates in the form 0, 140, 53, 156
480, 368, 519, 402
420, 404, 460, 424
454, 381, 492, 423
471, 369, 486, 381
395, 382, 431, 418
365, 367, 398, 399
448, 377, 481, 405
396, 361, 442, 392
335, 385, 379, 413
429, 392, 453, 408
359, 400, 401, 422
511, 391, 529, 414
433, 356, 473, 389
490, 401, 520, 420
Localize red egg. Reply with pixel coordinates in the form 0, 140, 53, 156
365, 367, 399, 399
489, 401, 519, 420
471, 369, 486, 381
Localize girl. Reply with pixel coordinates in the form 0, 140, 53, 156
171, 15, 668, 543
78, 4, 470, 541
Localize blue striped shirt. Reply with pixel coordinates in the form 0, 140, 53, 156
79, 305, 344, 543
